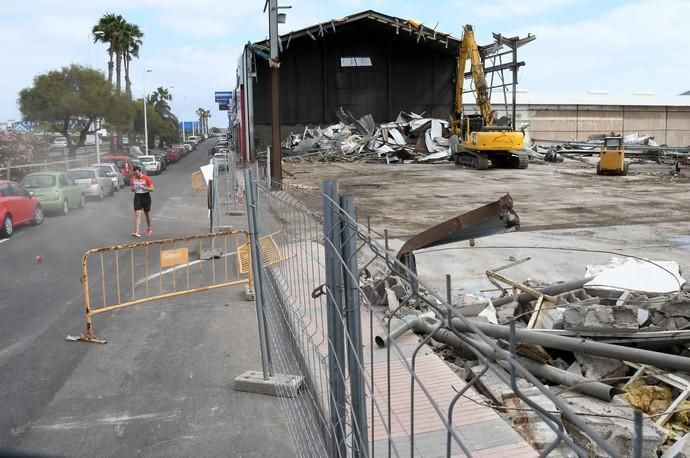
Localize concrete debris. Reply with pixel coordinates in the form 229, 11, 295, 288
563, 304, 639, 331
572, 353, 629, 381
283, 108, 453, 164
562, 393, 664, 457
585, 257, 685, 295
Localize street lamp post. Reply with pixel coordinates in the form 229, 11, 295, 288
143, 69, 152, 155
95, 119, 101, 164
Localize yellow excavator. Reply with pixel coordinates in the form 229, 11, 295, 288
450, 25, 532, 170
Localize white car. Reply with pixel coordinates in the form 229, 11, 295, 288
51, 136, 68, 149
187, 135, 199, 144
212, 152, 229, 171
137, 155, 161, 175
91, 163, 124, 191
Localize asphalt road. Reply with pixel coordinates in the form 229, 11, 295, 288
0, 141, 214, 448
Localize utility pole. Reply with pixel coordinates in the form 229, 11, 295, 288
268, 0, 282, 189
143, 69, 152, 155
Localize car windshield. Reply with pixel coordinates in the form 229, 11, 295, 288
94, 166, 111, 174
22, 175, 56, 188
139, 157, 154, 163
68, 170, 95, 179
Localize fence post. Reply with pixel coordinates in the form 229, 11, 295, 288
340, 194, 369, 457
323, 180, 347, 458
244, 167, 272, 378
6, 160, 10, 180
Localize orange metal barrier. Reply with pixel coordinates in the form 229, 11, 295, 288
77, 230, 251, 343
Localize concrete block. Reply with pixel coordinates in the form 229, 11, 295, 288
574, 353, 628, 381
244, 284, 255, 301
563, 304, 638, 331
234, 370, 303, 398
563, 395, 663, 457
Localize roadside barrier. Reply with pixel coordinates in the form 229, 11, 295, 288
76, 230, 252, 343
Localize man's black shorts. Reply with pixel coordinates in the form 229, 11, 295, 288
133, 193, 152, 212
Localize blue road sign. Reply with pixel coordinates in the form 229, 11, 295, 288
215, 91, 232, 103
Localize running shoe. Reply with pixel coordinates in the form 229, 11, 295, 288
145, 227, 153, 236
131, 231, 141, 237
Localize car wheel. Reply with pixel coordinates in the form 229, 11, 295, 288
1, 214, 12, 238
98, 188, 104, 201
79, 194, 86, 209
62, 199, 70, 215
109, 185, 115, 196
32, 207, 44, 225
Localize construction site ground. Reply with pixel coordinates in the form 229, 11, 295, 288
284, 158, 690, 300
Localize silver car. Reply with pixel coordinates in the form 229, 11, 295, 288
67, 167, 114, 200
91, 163, 124, 191
137, 155, 161, 175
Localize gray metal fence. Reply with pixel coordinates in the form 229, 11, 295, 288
241, 167, 645, 457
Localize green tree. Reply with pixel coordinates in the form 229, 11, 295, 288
18, 65, 136, 158
149, 87, 179, 147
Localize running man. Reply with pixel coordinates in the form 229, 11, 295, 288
130, 166, 155, 237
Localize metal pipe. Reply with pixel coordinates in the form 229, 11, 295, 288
491, 277, 594, 307
451, 318, 690, 373
411, 317, 619, 401
375, 312, 434, 348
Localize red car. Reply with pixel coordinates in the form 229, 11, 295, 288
0, 180, 44, 237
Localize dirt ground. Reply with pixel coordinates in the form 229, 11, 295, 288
282, 157, 690, 300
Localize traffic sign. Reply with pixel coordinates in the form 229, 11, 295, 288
215, 91, 233, 103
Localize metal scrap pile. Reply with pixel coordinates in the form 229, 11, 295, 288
283, 107, 452, 164
530, 132, 680, 164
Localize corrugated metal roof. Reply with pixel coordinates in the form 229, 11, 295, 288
253, 9, 460, 51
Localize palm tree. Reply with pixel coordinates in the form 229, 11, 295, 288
196, 108, 211, 135
92, 13, 126, 86
151, 87, 179, 147
122, 22, 144, 97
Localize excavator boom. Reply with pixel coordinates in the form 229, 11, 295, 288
451, 24, 533, 170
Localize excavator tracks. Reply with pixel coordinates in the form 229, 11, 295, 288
454, 149, 529, 170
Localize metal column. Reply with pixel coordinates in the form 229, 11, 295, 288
323, 181, 346, 457
340, 195, 368, 457
244, 167, 272, 378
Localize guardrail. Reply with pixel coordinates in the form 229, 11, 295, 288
77, 230, 252, 343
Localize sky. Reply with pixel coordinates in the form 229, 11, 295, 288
0, 0, 688, 127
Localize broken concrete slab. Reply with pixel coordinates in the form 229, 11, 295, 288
563, 304, 638, 331
563, 394, 664, 457
585, 257, 685, 295
573, 353, 629, 381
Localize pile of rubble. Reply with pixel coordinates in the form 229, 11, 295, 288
368, 254, 690, 456
283, 107, 453, 164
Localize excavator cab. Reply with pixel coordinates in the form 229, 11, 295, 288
597, 136, 628, 176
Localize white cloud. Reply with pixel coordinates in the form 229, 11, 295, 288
517, 0, 690, 95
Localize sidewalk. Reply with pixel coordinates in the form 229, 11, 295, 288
14, 184, 295, 457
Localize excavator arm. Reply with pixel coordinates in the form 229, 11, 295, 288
452, 25, 493, 136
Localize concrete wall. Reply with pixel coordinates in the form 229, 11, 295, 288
519, 104, 690, 147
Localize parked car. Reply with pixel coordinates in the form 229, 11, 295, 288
0, 180, 44, 237
187, 135, 199, 144
91, 163, 124, 191
154, 155, 167, 172
68, 167, 114, 200
165, 148, 180, 163
21, 171, 84, 215
209, 140, 229, 157
101, 155, 135, 185
137, 155, 161, 175
50, 136, 68, 149
212, 151, 229, 171
183, 140, 196, 152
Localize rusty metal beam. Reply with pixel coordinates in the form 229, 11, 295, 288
396, 193, 519, 260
